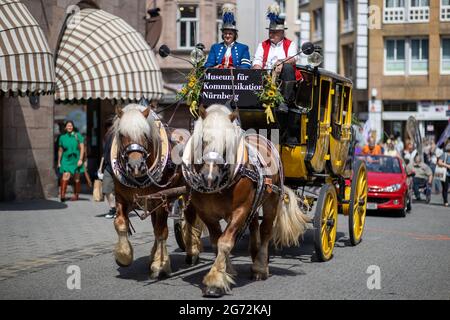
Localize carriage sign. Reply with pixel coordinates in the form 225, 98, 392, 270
201, 69, 264, 107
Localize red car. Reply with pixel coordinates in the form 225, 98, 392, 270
356, 155, 412, 217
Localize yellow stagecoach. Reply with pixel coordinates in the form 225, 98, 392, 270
235, 63, 368, 261
278, 65, 368, 261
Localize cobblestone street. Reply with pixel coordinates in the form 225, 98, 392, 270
0, 193, 449, 300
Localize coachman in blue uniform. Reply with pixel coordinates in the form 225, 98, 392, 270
204, 3, 251, 69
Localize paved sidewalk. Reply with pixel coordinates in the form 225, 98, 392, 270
0, 193, 156, 280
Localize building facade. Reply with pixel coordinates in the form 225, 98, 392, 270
151, 0, 241, 128
368, 0, 450, 142
281, 0, 369, 116
1, 0, 154, 201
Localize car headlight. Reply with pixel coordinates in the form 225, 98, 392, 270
380, 184, 401, 192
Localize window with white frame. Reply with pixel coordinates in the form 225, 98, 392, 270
313, 8, 323, 41
216, 5, 222, 44
177, 5, 199, 49
385, 39, 405, 74
384, 0, 405, 23
441, 38, 450, 74
410, 38, 428, 74
409, 0, 429, 22
442, 0, 450, 21
276, 0, 286, 15
343, 0, 354, 33
297, 0, 310, 21
384, 0, 430, 23
385, 38, 429, 75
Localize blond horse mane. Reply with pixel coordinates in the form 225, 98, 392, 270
112, 103, 160, 149
191, 104, 242, 164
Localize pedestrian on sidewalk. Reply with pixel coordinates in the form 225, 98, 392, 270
57, 120, 85, 202
407, 154, 433, 202
99, 121, 116, 218
425, 139, 443, 194
437, 141, 450, 207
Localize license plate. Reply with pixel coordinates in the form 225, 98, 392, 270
367, 202, 378, 210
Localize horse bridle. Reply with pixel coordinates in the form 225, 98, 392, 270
116, 135, 179, 189
182, 152, 234, 194
119, 143, 150, 175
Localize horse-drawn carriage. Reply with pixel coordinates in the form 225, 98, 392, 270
171, 44, 368, 262
109, 42, 368, 297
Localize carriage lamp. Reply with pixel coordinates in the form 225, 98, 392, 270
190, 47, 205, 64
307, 51, 323, 67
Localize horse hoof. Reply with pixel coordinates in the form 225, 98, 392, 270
185, 255, 200, 266
114, 251, 133, 267
150, 269, 170, 280
252, 272, 268, 281
115, 259, 132, 268
202, 286, 225, 298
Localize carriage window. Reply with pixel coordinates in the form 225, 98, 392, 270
296, 74, 313, 109
332, 84, 343, 125
342, 86, 351, 125
319, 80, 330, 123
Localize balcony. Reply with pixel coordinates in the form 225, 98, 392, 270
442, 5, 450, 21
384, 7, 405, 23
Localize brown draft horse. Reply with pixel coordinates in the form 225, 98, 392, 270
181, 104, 311, 297
110, 103, 197, 278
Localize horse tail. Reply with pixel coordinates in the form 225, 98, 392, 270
272, 186, 311, 249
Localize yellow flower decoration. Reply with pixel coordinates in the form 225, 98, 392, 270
263, 103, 275, 124
177, 57, 206, 118
256, 73, 284, 124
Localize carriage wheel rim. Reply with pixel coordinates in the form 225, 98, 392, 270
321, 191, 337, 258
352, 165, 367, 241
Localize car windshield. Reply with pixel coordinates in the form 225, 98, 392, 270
356, 156, 402, 174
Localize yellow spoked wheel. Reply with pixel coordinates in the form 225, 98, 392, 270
348, 160, 368, 246
314, 184, 338, 262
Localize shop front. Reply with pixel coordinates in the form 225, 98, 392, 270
382, 101, 449, 143
0, 0, 55, 200
54, 5, 164, 177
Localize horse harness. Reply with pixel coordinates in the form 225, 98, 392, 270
183, 134, 284, 243
111, 111, 182, 190
111, 112, 190, 224
235, 140, 284, 243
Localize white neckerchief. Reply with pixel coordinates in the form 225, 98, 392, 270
224, 41, 234, 68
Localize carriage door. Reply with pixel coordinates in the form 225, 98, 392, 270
329, 83, 347, 175
310, 77, 332, 173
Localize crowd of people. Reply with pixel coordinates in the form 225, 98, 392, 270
356, 130, 450, 207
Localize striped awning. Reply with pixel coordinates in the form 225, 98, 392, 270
55, 8, 164, 102
0, 0, 55, 96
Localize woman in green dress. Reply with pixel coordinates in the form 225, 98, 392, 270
57, 120, 85, 201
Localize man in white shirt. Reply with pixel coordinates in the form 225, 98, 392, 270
252, 4, 303, 146
252, 17, 299, 82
